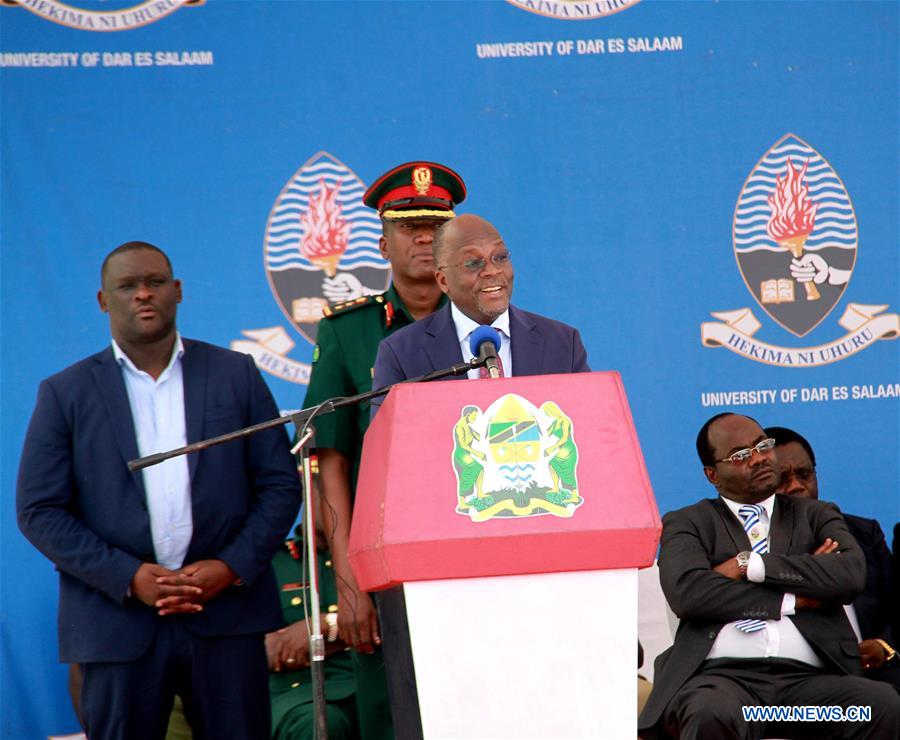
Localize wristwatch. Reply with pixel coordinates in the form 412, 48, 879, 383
324, 612, 339, 643
736, 551, 751, 580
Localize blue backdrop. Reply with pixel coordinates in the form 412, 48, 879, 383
2, 1, 897, 736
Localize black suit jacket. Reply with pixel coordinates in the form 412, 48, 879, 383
638, 494, 866, 732
17, 339, 301, 662
844, 513, 893, 641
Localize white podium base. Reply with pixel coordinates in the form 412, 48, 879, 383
403, 568, 637, 739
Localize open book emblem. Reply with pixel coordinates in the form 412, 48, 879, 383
450, 394, 582, 523
733, 133, 857, 337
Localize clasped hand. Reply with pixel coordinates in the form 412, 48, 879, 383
131, 559, 237, 615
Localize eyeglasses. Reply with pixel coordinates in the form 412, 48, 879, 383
439, 251, 511, 273
716, 438, 776, 465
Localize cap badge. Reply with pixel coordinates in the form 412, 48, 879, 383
412, 166, 432, 195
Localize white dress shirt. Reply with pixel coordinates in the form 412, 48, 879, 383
706, 494, 824, 667
113, 334, 192, 570
450, 303, 512, 379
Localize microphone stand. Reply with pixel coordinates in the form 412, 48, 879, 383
128, 356, 482, 473
127, 354, 487, 740
291, 424, 329, 740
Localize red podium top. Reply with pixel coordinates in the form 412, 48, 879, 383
348, 371, 661, 591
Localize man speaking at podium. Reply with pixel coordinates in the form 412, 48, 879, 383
370, 213, 590, 737
372, 213, 590, 391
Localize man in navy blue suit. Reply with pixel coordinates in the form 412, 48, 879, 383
372, 213, 590, 396
17, 242, 301, 740
369, 214, 590, 737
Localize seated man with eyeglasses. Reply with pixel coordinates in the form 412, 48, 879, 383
766, 425, 900, 691
638, 412, 900, 739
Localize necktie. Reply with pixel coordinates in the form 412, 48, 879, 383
479, 353, 505, 378
734, 504, 768, 633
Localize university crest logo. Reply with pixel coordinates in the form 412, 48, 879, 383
231, 151, 389, 384
451, 394, 582, 523
506, 0, 640, 21
702, 134, 898, 366
5, 0, 199, 31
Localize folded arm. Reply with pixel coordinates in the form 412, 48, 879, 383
658, 510, 784, 623
760, 502, 865, 604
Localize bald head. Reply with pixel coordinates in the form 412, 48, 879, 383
433, 213, 514, 324
432, 214, 501, 266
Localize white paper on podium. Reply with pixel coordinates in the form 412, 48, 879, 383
404, 569, 637, 739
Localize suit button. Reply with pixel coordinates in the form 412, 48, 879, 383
708, 631, 716, 639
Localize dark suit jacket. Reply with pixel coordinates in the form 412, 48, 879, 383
17, 339, 301, 663
844, 513, 893, 641
371, 303, 590, 397
638, 494, 866, 733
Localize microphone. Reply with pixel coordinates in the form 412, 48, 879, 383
468, 325, 502, 379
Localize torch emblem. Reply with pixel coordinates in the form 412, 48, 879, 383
702, 133, 897, 367
733, 133, 857, 337
263, 151, 390, 345
299, 179, 350, 278
767, 160, 820, 301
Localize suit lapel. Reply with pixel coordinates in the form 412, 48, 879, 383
92, 348, 145, 496
711, 497, 750, 551
509, 306, 543, 377
769, 494, 794, 554
180, 340, 206, 481
423, 305, 466, 379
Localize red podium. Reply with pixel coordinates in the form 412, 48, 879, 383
349, 371, 661, 738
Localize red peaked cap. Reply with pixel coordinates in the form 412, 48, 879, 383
363, 161, 466, 221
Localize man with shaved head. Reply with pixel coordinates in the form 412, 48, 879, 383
372, 213, 590, 392
369, 214, 589, 737
638, 412, 900, 739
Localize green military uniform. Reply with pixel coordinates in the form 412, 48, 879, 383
306, 284, 447, 492
303, 285, 447, 740
304, 159, 465, 740
270, 538, 359, 740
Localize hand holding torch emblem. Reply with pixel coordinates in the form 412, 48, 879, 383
767, 159, 820, 300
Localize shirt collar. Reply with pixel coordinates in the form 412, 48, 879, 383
112, 333, 184, 379
720, 492, 776, 523
450, 302, 510, 350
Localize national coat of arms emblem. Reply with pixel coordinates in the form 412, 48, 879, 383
451, 394, 582, 523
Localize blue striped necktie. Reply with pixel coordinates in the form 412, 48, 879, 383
734, 504, 768, 633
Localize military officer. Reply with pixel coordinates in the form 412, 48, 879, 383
302, 161, 466, 740
267, 525, 359, 740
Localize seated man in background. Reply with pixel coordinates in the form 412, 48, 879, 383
265, 520, 359, 740
767, 425, 899, 689
638, 412, 900, 739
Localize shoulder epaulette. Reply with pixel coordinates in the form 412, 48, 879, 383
321, 294, 383, 318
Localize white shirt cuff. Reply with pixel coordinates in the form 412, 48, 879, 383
782, 593, 796, 616
747, 552, 765, 583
